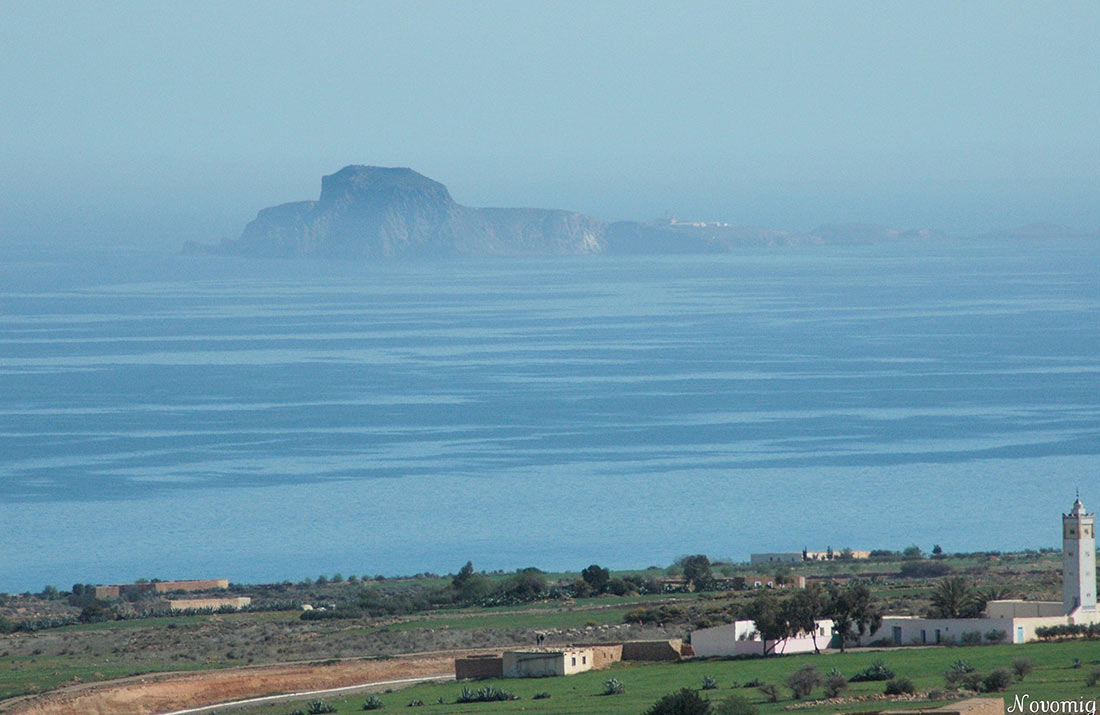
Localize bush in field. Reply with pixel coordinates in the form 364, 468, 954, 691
456, 686, 518, 703
603, 678, 626, 695
757, 683, 779, 702
306, 700, 336, 714
1087, 668, 1100, 687
533, 692, 551, 700
960, 631, 983, 645
643, 688, 710, 715
785, 665, 823, 699
944, 659, 976, 686
884, 678, 916, 695
712, 695, 759, 715
701, 675, 718, 690
982, 669, 1013, 693
985, 629, 1006, 643
824, 673, 848, 698
1013, 658, 1035, 681
361, 695, 384, 710
850, 660, 895, 682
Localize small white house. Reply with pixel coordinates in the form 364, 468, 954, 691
691, 619, 834, 657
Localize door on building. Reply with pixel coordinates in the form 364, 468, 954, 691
1016, 626, 1024, 643
892, 627, 902, 646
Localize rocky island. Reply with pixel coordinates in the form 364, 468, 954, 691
184, 165, 1092, 259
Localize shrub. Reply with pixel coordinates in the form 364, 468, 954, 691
1074, 658, 1083, 669
985, 629, 1006, 643
757, 683, 779, 702
742, 678, 764, 688
362, 695, 384, 710
1013, 658, 1034, 681
307, 700, 337, 714
644, 688, 710, 715
982, 669, 1013, 693
850, 660, 895, 682
456, 686, 518, 703
824, 674, 848, 698
713, 695, 758, 715
603, 678, 626, 695
959, 672, 985, 692
406, 699, 423, 707
786, 665, 822, 699
944, 659, 975, 685
1087, 668, 1100, 687
701, 675, 718, 690
533, 692, 551, 700
884, 678, 916, 695
928, 689, 946, 700
960, 631, 983, 645
899, 561, 952, 578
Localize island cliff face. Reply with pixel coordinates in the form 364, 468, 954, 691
190, 165, 964, 259
213, 166, 605, 258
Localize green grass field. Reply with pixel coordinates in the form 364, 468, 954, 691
241, 640, 1100, 715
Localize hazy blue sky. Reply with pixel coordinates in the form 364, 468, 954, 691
2, 1, 1099, 250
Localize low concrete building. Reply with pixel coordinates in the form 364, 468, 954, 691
984, 600, 1065, 618
163, 596, 250, 611
502, 648, 595, 677
94, 579, 229, 599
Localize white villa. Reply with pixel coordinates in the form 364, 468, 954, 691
868, 496, 1100, 645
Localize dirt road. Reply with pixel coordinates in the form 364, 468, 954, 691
4, 651, 489, 715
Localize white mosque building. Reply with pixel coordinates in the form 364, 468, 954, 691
868, 496, 1100, 645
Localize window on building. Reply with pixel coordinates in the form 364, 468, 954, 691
571, 657, 576, 666
582, 656, 586, 664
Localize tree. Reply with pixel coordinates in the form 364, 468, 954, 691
902, 544, 923, 559
785, 665, 822, 699
680, 555, 714, 592
932, 544, 944, 556
783, 585, 828, 653
504, 568, 547, 601
453, 561, 475, 590
929, 577, 983, 618
452, 561, 491, 602
744, 591, 789, 656
581, 564, 610, 594
825, 583, 882, 651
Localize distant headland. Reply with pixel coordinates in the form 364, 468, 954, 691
184, 165, 1099, 259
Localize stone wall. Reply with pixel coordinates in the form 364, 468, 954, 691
621, 639, 684, 661
455, 656, 503, 680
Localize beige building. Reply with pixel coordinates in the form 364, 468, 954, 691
93, 579, 229, 599
162, 597, 251, 611
502, 648, 596, 677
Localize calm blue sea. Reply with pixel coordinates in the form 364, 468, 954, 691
2, 243, 1099, 592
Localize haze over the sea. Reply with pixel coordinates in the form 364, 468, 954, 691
2, 1, 1099, 254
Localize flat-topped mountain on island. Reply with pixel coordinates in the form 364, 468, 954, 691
184, 165, 1095, 259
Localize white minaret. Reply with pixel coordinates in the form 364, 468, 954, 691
1063, 494, 1097, 616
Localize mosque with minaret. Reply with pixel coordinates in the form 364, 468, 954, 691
868, 495, 1100, 646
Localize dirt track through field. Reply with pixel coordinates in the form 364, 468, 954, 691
4, 651, 488, 715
